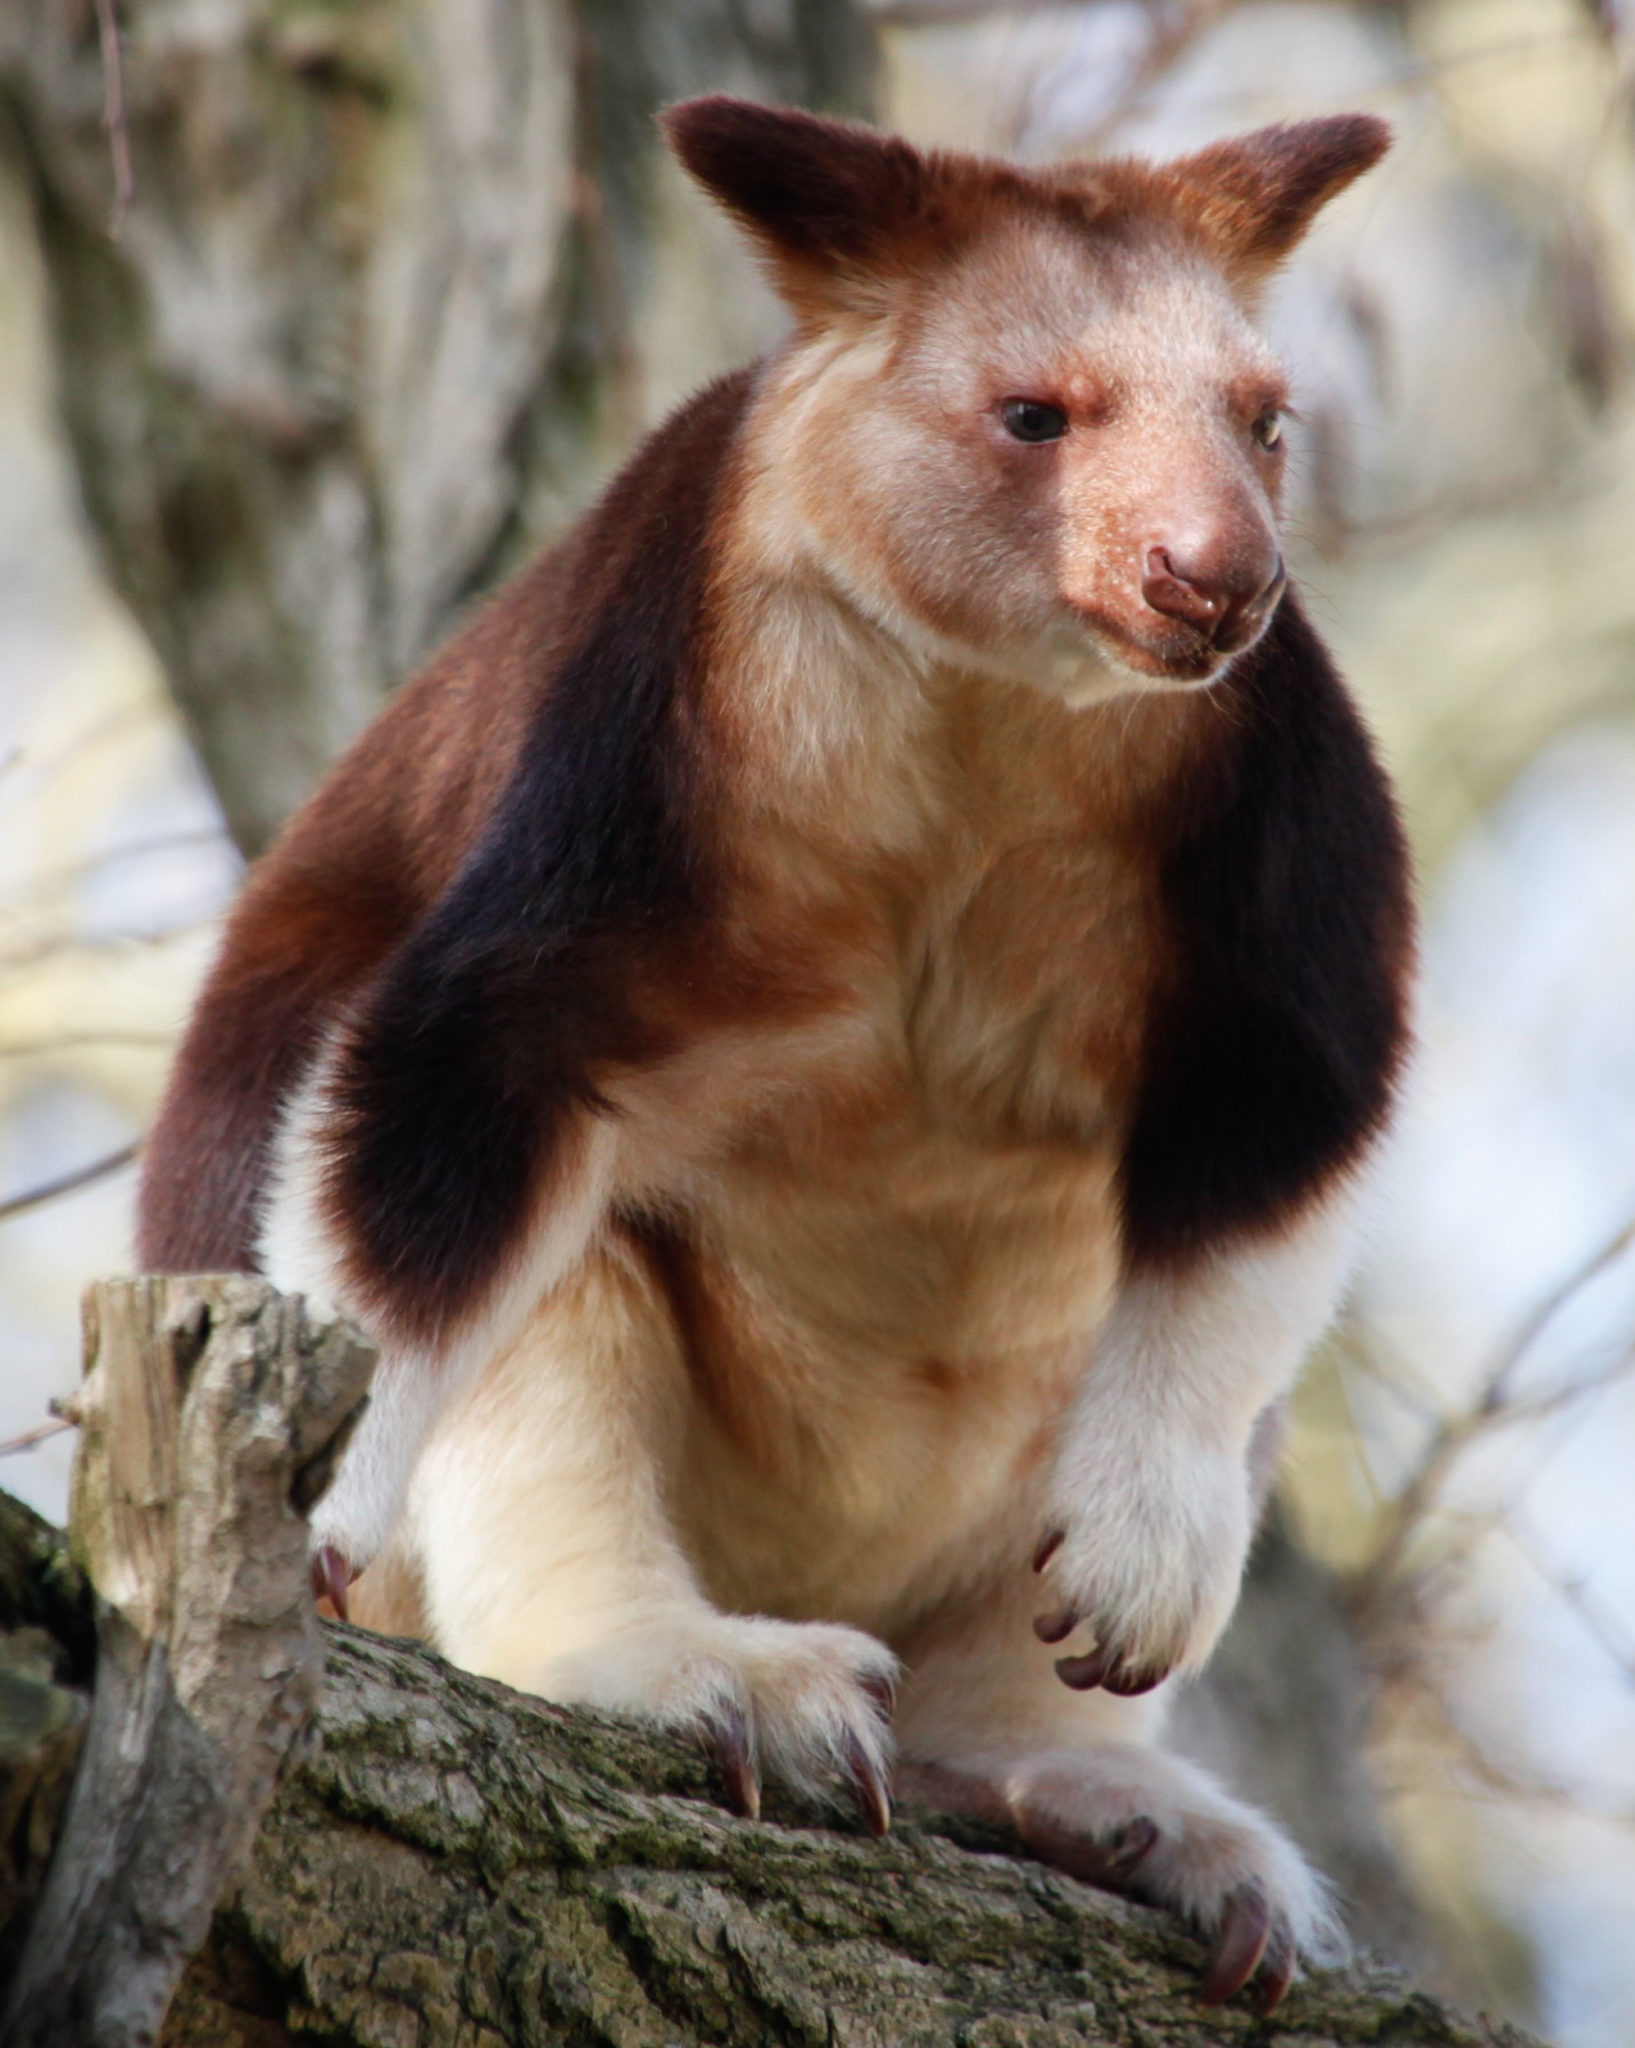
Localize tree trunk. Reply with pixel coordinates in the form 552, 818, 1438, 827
0, 0, 871, 854
0, 1281, 1540, 2048
1, 1277, 374, 2047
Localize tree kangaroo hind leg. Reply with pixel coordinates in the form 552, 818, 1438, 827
259, 1038, 625, 1592
893, 1576, 1338, 2013
399, 1230, 898, 1831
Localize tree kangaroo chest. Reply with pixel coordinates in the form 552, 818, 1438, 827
657, 818, 1155, 1492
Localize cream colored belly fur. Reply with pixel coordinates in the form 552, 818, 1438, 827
364, 1105, 1124, 1671
343, 719, 1351, 1967
354, 1103, 1343, 1966
356, 740, 1149, 1678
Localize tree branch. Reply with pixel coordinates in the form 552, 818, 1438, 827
0, 1418, 73, 1460
1351, 1215, 1635, 1619
90, 0, 133, 239
0, 1278, 373, 2048
0, 1144, 141, 1226
0, 1277, 1545, 2048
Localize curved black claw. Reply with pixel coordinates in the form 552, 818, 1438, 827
311, 1544, 353, 1621
1014, 1807, 1160, 1894
1032, 1529, 1064, 1574
1032, 1606, 1079, 1645
1103, 1815, 1161, 1881
1054, 1645, 1114, 1691
859, 1669, 898, 1717
1101, 1659, 1167, 1698
1050, 1637, 1170, 1696
1252, 1913, 1298, 2014
844, 1730, 892, 1838
1200, 1881, 1272, 2007
707, 1703, 760, 1821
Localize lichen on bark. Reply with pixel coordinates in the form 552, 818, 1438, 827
0, 1477, 1543, 2047
167, 1620, 1539, 2048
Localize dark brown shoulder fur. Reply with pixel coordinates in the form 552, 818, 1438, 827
137, 368, 757, 1284
322, 368, 755, 1336
1121, 590, 1414, 1267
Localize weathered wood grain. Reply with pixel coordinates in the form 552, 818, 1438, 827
0, 1277, 372, 2048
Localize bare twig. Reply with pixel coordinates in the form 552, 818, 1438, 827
1507, 1509, 1635, 1687
1069, 0, 1228, 153
1495, 1333, 1635, 1432
92, 0, 135, 239
0, 914, 223, 976
870, 0, 1101, 21
0, 707, 155, 825
1378, 1663, 1635, 1828
1351, 1216, 1635, 1617
1, 826, 233, 911
0, 1141, 141, 1225
1334, 1320, 1446, 1426
1382, 1709, 1635, 1827
0, 1032, 173, 1060
1479, 1217, 1635, 1415
0, 1416, 74, 1459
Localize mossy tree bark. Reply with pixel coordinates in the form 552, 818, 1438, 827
1, 1475, 1538, 2048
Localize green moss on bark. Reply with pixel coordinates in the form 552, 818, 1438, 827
163, 1624, 1542, 2048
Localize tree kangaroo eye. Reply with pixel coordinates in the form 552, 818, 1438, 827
1252, 410, 1284, 450
1002, 398, 1069, 443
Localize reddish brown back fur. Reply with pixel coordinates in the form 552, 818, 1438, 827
138, 536, 593, 1270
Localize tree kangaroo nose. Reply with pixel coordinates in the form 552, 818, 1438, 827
1141, 542, 1285, 649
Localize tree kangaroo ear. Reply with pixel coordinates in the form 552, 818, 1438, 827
661, 96, 935, 320
1167, 115, 1391, 286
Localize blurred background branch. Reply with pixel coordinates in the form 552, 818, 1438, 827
0, 1139, 139, 1225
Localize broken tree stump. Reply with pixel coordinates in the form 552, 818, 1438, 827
0, 1277, 373, 2048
